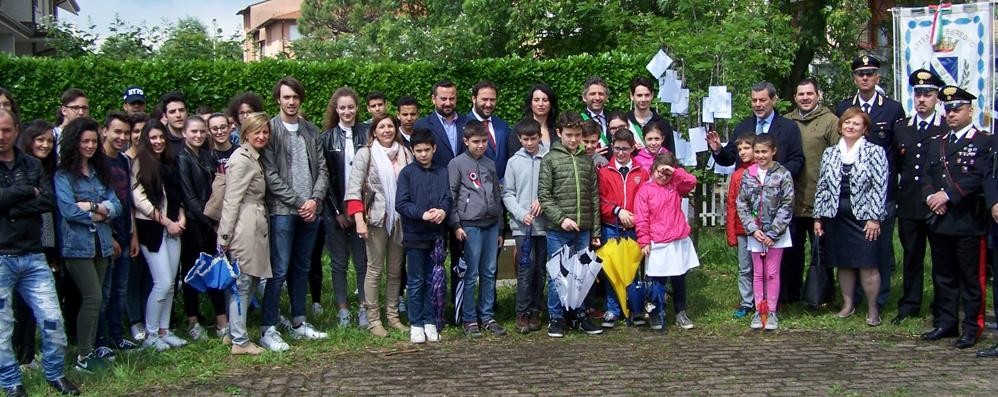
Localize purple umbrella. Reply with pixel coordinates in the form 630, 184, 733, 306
517, 226, 534, 269
430, 238, 447, 329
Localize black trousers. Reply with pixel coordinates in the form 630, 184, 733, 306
309, 221, 325, 304
897, 217, 930, 316
927, 232, 986, 337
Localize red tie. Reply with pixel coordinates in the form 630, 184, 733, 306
484, 118, 496, 151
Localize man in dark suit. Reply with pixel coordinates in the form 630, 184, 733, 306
835, 55, 906, 311
415, 80, 467, 167
920, 86, 991, 350
893, 69, 947, 325
579, 76, 611, 148
707, 81, 805, 178
413, 80, 467, 318
467, 80, 511, 181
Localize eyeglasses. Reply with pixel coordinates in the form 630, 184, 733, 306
612, 146, 632, 152
64, 105, 89, 112
238, 110, 253, 116
853, 70, 877, 77
209, 125, 231, 132
609, 125, 627, 132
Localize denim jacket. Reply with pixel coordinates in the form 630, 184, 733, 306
55, 167, 122, 258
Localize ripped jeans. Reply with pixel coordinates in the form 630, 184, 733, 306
0, 252, 67, 387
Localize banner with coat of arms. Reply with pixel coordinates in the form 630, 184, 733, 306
893, 2, 995, 129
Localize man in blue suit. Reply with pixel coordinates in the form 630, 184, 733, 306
707, 81, 805, 178
415, 80, 467, 167
467, 80, 511, 181
835, 55, 906, 312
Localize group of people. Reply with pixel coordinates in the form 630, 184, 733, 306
710, 55, 998, 359
1, 53, 997, 397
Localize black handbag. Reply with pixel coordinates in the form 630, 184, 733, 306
803, 235, 836, 307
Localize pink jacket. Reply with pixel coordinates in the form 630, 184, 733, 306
634, 168, 697, 247
633, 147, 669, 171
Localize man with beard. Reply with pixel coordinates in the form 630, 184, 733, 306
783, 78, 840, 308
467, 80, 511, 180
893, 69, 946, 325
159, 92, 189, 154
416, 80, 467, 167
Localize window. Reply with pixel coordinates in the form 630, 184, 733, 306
289, 24, 300, 41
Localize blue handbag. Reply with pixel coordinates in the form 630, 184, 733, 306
184, 250, 240, 294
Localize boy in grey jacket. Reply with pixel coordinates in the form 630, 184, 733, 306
448, 121, 505, 337
502, 119, 549, 334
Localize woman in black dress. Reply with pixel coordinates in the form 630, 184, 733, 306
813, 107, 888, 326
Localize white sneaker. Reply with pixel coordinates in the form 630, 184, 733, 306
142, 334, 171, 352
290, 322, 328, 340
278, 315, 293, 331
187, 323, 208, 341
260, 327, 290, 352
312, 302, 324, 316
217, 325, 229, 339
750, 312, 763, 330
765, 312, 779, 331
424, 324, 440, 342
160, 331, 189, 347
410, 326, 426, 344
130, 323, 146, 341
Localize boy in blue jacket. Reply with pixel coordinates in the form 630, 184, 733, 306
396, 130, 452, 344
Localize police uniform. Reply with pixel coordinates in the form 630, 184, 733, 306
922, 86, 990, 348
835, 55, 906, 310
894, 69, 947, 321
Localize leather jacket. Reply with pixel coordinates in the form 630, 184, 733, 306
177, 145, 217, 229
320, 122, 369, 214
0, 148, 55, 255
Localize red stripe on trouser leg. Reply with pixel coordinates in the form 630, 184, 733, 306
977, 237, 986, 338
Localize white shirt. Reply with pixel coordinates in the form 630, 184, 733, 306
472, 108, 495, 147
340, 123, 355, 193
858, 93, 878, 112
282, 120, 300, 132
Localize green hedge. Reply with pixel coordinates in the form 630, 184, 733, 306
0, 53, 758, 128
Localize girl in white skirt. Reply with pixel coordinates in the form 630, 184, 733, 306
634, 152, 700, 330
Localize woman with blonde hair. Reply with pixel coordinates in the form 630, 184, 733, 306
219, 112, 273, 354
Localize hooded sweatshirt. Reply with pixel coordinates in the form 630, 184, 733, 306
503, 145, 549, 236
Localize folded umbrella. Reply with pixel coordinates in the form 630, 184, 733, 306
430, 238, 447, 329
597, 237, 642, 317
453, 257, 468, 324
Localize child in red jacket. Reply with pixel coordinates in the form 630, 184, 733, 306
597, 130, 650, 328
726, 135, 755, 319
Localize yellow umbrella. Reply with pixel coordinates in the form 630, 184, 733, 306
596, 237, 642, 317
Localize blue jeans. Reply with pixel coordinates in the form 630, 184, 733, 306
264, 215, 320, 328
601, 225, 638, 318
98, 250, 131, 345
461, 224, 499, 324
546, 229, 592, 321
405, 247, 434, 327
0, 253, 67, 386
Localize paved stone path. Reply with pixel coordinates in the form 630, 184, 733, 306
155, 328, 997, 396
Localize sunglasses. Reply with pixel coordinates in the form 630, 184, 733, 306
853, 70, 877, 77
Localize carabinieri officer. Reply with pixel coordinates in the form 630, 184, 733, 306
892, 69, 946, 325
920, 86, 990, 350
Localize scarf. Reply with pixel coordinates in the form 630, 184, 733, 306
838, 136, 865, 165
371, 140, 403, 236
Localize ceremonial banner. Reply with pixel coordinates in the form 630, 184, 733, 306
893, 2, 995, 128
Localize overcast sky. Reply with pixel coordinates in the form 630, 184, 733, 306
61, 0, 251, 38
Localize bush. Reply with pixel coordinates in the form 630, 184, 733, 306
0, 53, 761, 127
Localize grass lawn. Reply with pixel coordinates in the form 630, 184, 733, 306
14, 228, 992, 396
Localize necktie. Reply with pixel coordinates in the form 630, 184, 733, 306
756, 119, 766, 134
862, 104, 871, 114
949, 133, 958, 144
918, 121, 928, 131
483, 118, 496, 151
595, 114, 606, 132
